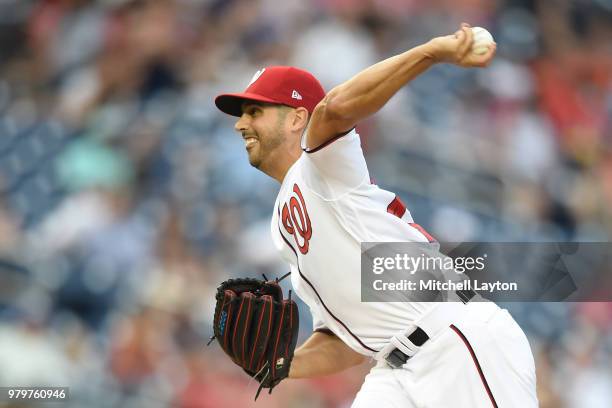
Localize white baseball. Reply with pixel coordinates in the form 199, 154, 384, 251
470, 27, 494, 55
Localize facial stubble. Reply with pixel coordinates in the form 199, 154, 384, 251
249, 107, 290, 170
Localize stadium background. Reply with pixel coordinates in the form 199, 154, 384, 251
0, 0, 610, 407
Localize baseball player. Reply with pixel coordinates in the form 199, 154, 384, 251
212, 24, 538, 407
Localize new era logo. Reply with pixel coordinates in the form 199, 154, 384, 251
291, 90, 302, 100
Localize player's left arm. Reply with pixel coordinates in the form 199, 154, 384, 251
306, 23, 496, 149
288, 331, 367, 379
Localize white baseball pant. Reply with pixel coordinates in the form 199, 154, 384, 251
352, 302, 538, 407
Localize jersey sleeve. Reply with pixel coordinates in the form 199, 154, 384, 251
310, 306, 329, 332
300, 128, 370, 200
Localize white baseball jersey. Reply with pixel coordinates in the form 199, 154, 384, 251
270, 128, 437, 356
269, 128, 538, 407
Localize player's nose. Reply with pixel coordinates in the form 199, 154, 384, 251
234, 114, 249, 133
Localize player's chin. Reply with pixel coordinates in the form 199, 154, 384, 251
247, 151, 262, 168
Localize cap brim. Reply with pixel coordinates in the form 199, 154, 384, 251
214, 92, 281, 117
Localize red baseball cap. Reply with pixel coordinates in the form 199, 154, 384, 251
215, 66, 326, 117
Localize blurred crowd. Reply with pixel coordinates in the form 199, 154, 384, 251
0, 0, 611, 407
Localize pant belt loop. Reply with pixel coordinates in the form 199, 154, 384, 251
383, 293, 475, 368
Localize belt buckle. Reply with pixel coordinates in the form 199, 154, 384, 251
385, 348, 408, 369
456, 289, 476, 303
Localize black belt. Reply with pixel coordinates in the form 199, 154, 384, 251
385, 289, 476, 368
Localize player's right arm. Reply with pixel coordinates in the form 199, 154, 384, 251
306, 23, 496, 150
288, 331, 367, 378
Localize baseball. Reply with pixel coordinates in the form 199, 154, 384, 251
471, 26, 495, 55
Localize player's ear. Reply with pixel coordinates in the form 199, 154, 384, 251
291, 107, 309, 132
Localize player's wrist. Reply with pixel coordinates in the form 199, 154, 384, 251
287, 355, 305, 379
420, 37, 444, 64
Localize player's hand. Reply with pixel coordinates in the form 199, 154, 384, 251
426, 23, 496, 68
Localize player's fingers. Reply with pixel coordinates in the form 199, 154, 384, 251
481, 43, 497, 66
470, 43, 497, 67
458, 26, 474, 59
454, 22, 470, 40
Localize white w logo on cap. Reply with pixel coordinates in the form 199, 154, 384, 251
248, 68, 266, 86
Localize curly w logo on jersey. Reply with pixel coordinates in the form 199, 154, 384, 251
281, 184, 312, 254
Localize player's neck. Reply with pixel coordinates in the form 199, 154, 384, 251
262, 148, 301, 183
